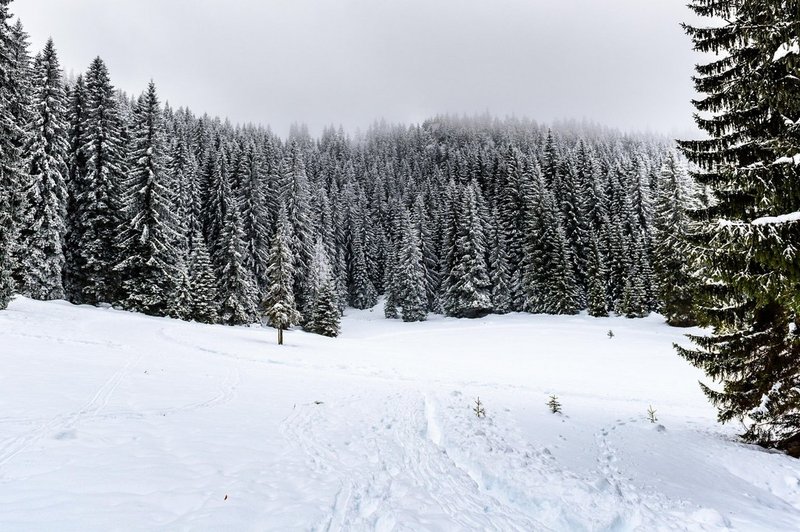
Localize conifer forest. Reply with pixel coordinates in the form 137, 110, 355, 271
2, 1, 800, 523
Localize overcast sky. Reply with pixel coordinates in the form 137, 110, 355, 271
14, 0, 701, 138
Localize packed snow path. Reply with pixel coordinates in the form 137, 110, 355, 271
2, 299, 800, 530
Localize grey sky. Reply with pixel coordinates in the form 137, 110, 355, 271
14, 0, 701, 138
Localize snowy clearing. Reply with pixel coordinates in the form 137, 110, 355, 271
1, 298, 800, 531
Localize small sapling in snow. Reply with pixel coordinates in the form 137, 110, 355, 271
647, 405, 658, 423
607, 329, 615, 339
547, 395, 562, 414
473, 397, 486, 418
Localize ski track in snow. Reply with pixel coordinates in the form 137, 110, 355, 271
0, 342, 142, 472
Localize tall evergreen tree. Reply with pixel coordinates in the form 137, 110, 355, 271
71, 57, 125, 305
395, 209, 427, 322
677, 0, 800, 454
16, 39, 69, 300
0, 0, 23, 309
304, 240, 340, 337
443, 181, 492, 318
116, 82, 180, 315
187, 228, 218, 324
653, 152, 697, 326
262, 206, 300, 344
216, 202, 258, 326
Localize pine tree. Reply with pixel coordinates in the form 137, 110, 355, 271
586, 230, 609, 317
677, 0, 800, 454
72, 57, 125, 305
443, 181, 492, 318
653, 152, 697, 326
15, 39, 69, 300
522, 170, 580, 315
216, 203, 257, 326
395, 209, 427, 322
63, 74, 88, 302
304, 240, 340, 337
239, 141, 270, 296
187, 228, 217, 324
489, 207, 512, 314
116, 82, 180, 315
262, 206, 300, 344
0, 0, 23, 309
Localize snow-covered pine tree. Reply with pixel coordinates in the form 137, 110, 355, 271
15, 38, 69, 300
215, 198, 258, 326
412, 193, 438, 311
239, 141, 270, 296
63, 74, 88, 302
395, 208, 427, 322
262, 206, 300, 344
652, 151, 697, 326
443, 181, 492, 318
115, 82, 180, 315
677, 0, 800, 454
187, 227, 217, 324
522, 169, 580, 315
72, 57, 126, 305
278, 143, 315, 315
586, 230, 609, 317
0, 0, 23, 309
7, 17, 33, 293
489, 206, 512, 314
304, 240, 340, 337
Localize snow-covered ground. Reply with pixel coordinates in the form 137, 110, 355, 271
1, 298, 799, 531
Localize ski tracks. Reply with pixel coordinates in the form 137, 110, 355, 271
280, 391, 546, 531
0, 344, 143, 472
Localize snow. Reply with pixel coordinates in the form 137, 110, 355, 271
774, 40, 800, 62
2, 297, 800, 530
752, 211, 800, 226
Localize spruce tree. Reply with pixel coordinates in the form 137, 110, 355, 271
0, 0, 22, 309
216, 203, 258, 326
443, 181, 492, 318
72, 57, 125, 305
586, 230, 609, 317
16, 39, 69, 300
677, 0, 800, 453
653, 152, 697, 326
304, 240, 340, 337
395, 209, 427, 322
63, 74, 88, 302
116, 82, 179, 315
262, 206, 300, 344
187, 228, 218, 324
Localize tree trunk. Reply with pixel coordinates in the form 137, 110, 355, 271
278, 326, 283, 345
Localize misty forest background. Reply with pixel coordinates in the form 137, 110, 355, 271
1, 0, 798, 455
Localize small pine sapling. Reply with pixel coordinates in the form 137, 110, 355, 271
647, 405, 658, 423
473, 397, 486, 418
607, 329, 615, 339
547, 395, 562, 414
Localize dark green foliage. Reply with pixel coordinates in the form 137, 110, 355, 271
677, 0, 800, 453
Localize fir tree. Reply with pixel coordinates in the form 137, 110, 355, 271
187, 228, 217, 324
395, 209, 427, 322
304, 240, 340, 337
116, 82, 180, 315
677, 0, 800, 453
16, 39, 69, 300
262, 206, 300, 344
216, 203, 258, 326
653, 152, 696, 326
71, 57, 125, 305
0, 0, 23, 309
586, 230, 609, 317
443, 181, 492, 318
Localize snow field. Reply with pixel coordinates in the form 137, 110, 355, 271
1, 298, 800, 530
